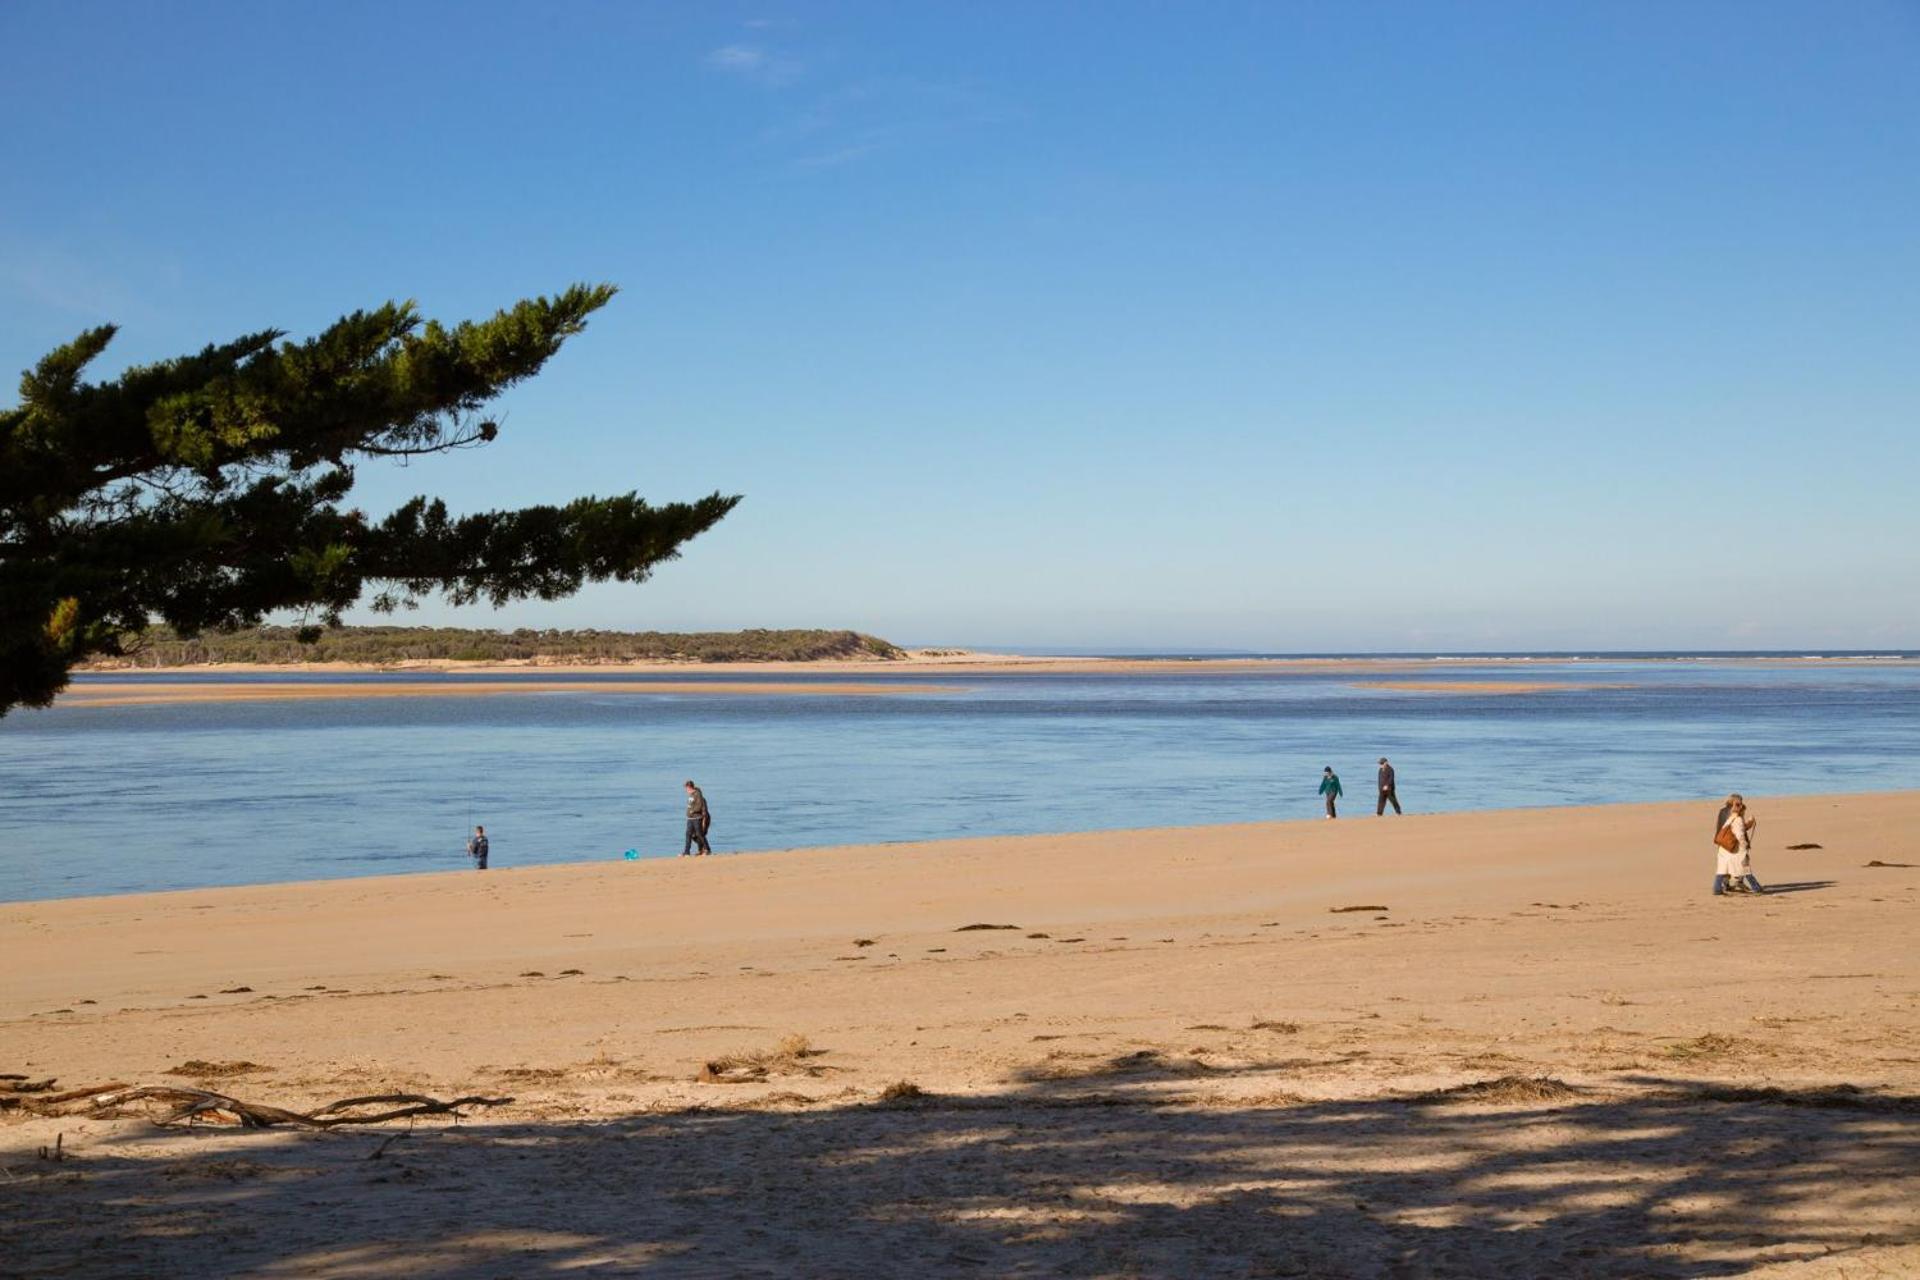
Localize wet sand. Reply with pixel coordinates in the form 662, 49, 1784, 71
4, 792, 1916, 1277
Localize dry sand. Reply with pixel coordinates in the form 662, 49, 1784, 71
4, 793, 1917, 1277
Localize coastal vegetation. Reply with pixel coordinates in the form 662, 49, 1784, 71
86, 625, 905, 667
0, 285, 739, 715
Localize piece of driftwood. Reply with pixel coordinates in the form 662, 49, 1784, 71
35, 1086, 514, 1129
0, 1082, 129, 1112
0, 1077, 59, 1094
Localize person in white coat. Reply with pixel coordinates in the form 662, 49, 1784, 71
1713, 794, 1764, 896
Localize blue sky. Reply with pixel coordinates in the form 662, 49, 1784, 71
3, 2, 1916, 650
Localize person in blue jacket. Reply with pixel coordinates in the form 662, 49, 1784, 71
1319, 766, 1343, 819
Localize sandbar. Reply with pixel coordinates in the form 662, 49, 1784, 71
55, 678, 967, 707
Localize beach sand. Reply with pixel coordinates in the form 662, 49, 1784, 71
4, 793, 1916, 1277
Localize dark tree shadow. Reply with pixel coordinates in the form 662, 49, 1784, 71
4, 1078, 1916, 1278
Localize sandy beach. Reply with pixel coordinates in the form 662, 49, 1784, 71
4, 792, 1916, 1277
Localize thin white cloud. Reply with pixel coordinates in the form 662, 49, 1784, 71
708, 44, 765, 72
792, 141, 884, 170
706, 43, 803, 87
774, 79, 1016, 172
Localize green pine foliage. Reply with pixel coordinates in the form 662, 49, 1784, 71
0, 286, 741, 715
92, 625, 904, 666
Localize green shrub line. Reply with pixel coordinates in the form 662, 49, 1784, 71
85, 626, 906, 667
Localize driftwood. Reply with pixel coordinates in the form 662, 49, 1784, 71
4, 1079, 510, 1128
0, 1082, 128, 1112
0, 1077, 60, 1094
90, 1087, 515, 1128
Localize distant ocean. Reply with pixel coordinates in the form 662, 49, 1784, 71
3, 655, 1916, 902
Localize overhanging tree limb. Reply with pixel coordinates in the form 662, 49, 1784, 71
0, 284, 741, 715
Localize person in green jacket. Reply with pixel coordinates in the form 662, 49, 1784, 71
1319, 766, 1343, 819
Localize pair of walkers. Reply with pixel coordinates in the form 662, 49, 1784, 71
1318, 758, 1402, 819
467, 781, 717, 869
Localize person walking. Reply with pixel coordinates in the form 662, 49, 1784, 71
682, 780, 712, 857
466, 824, 489, 871
1376, 757, 1401, 815
1319, 766, 1343, 819
1712, 793, 1764, 896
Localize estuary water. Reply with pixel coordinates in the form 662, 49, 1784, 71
2, 658, 1916, 902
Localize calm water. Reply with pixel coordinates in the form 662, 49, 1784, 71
2, 659, 1916, 902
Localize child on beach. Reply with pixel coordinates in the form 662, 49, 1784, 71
1713, 794, 1763, 896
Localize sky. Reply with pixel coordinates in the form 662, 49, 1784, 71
3, 2, 1917, 652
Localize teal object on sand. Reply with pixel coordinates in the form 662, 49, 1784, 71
622, 849, 639, 861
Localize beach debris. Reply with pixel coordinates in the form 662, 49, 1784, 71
0, 1076, 60, 1095
558, 968, 584, 976
1330, 905, 1389, 913
164, 1060, 271, 1079
700, 1033, 825, 1083
1664, 1033, 1755, 1060
1412, 1076, 1583, 1105
37, 1133, 65, 1162
1108, 1049, 1209, 1075
1, 1080, 130, 1115
953, 923, 1020, 931
219, 986, 254, 994
52, 1086, 513, 1128
519, 971, 545, 978
852, 938, 876, 947
1786, 843, 1823, 850
876, 1080, 930, 1106
1250, 1020, 1301, 1034
1865, 860, 1916, 868
367, 1131, 411, 1160
1026, 932, 1051, 939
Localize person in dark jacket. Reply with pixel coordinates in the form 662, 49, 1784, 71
1319, 767, 1342, 819
466, 825, 489, 871
682, 781, 712, 857
1376, 757, 1401, 815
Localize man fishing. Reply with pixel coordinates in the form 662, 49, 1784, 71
466, 824, 489, 871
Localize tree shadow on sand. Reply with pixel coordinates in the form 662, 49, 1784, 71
4, 1073, 1916, 1279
